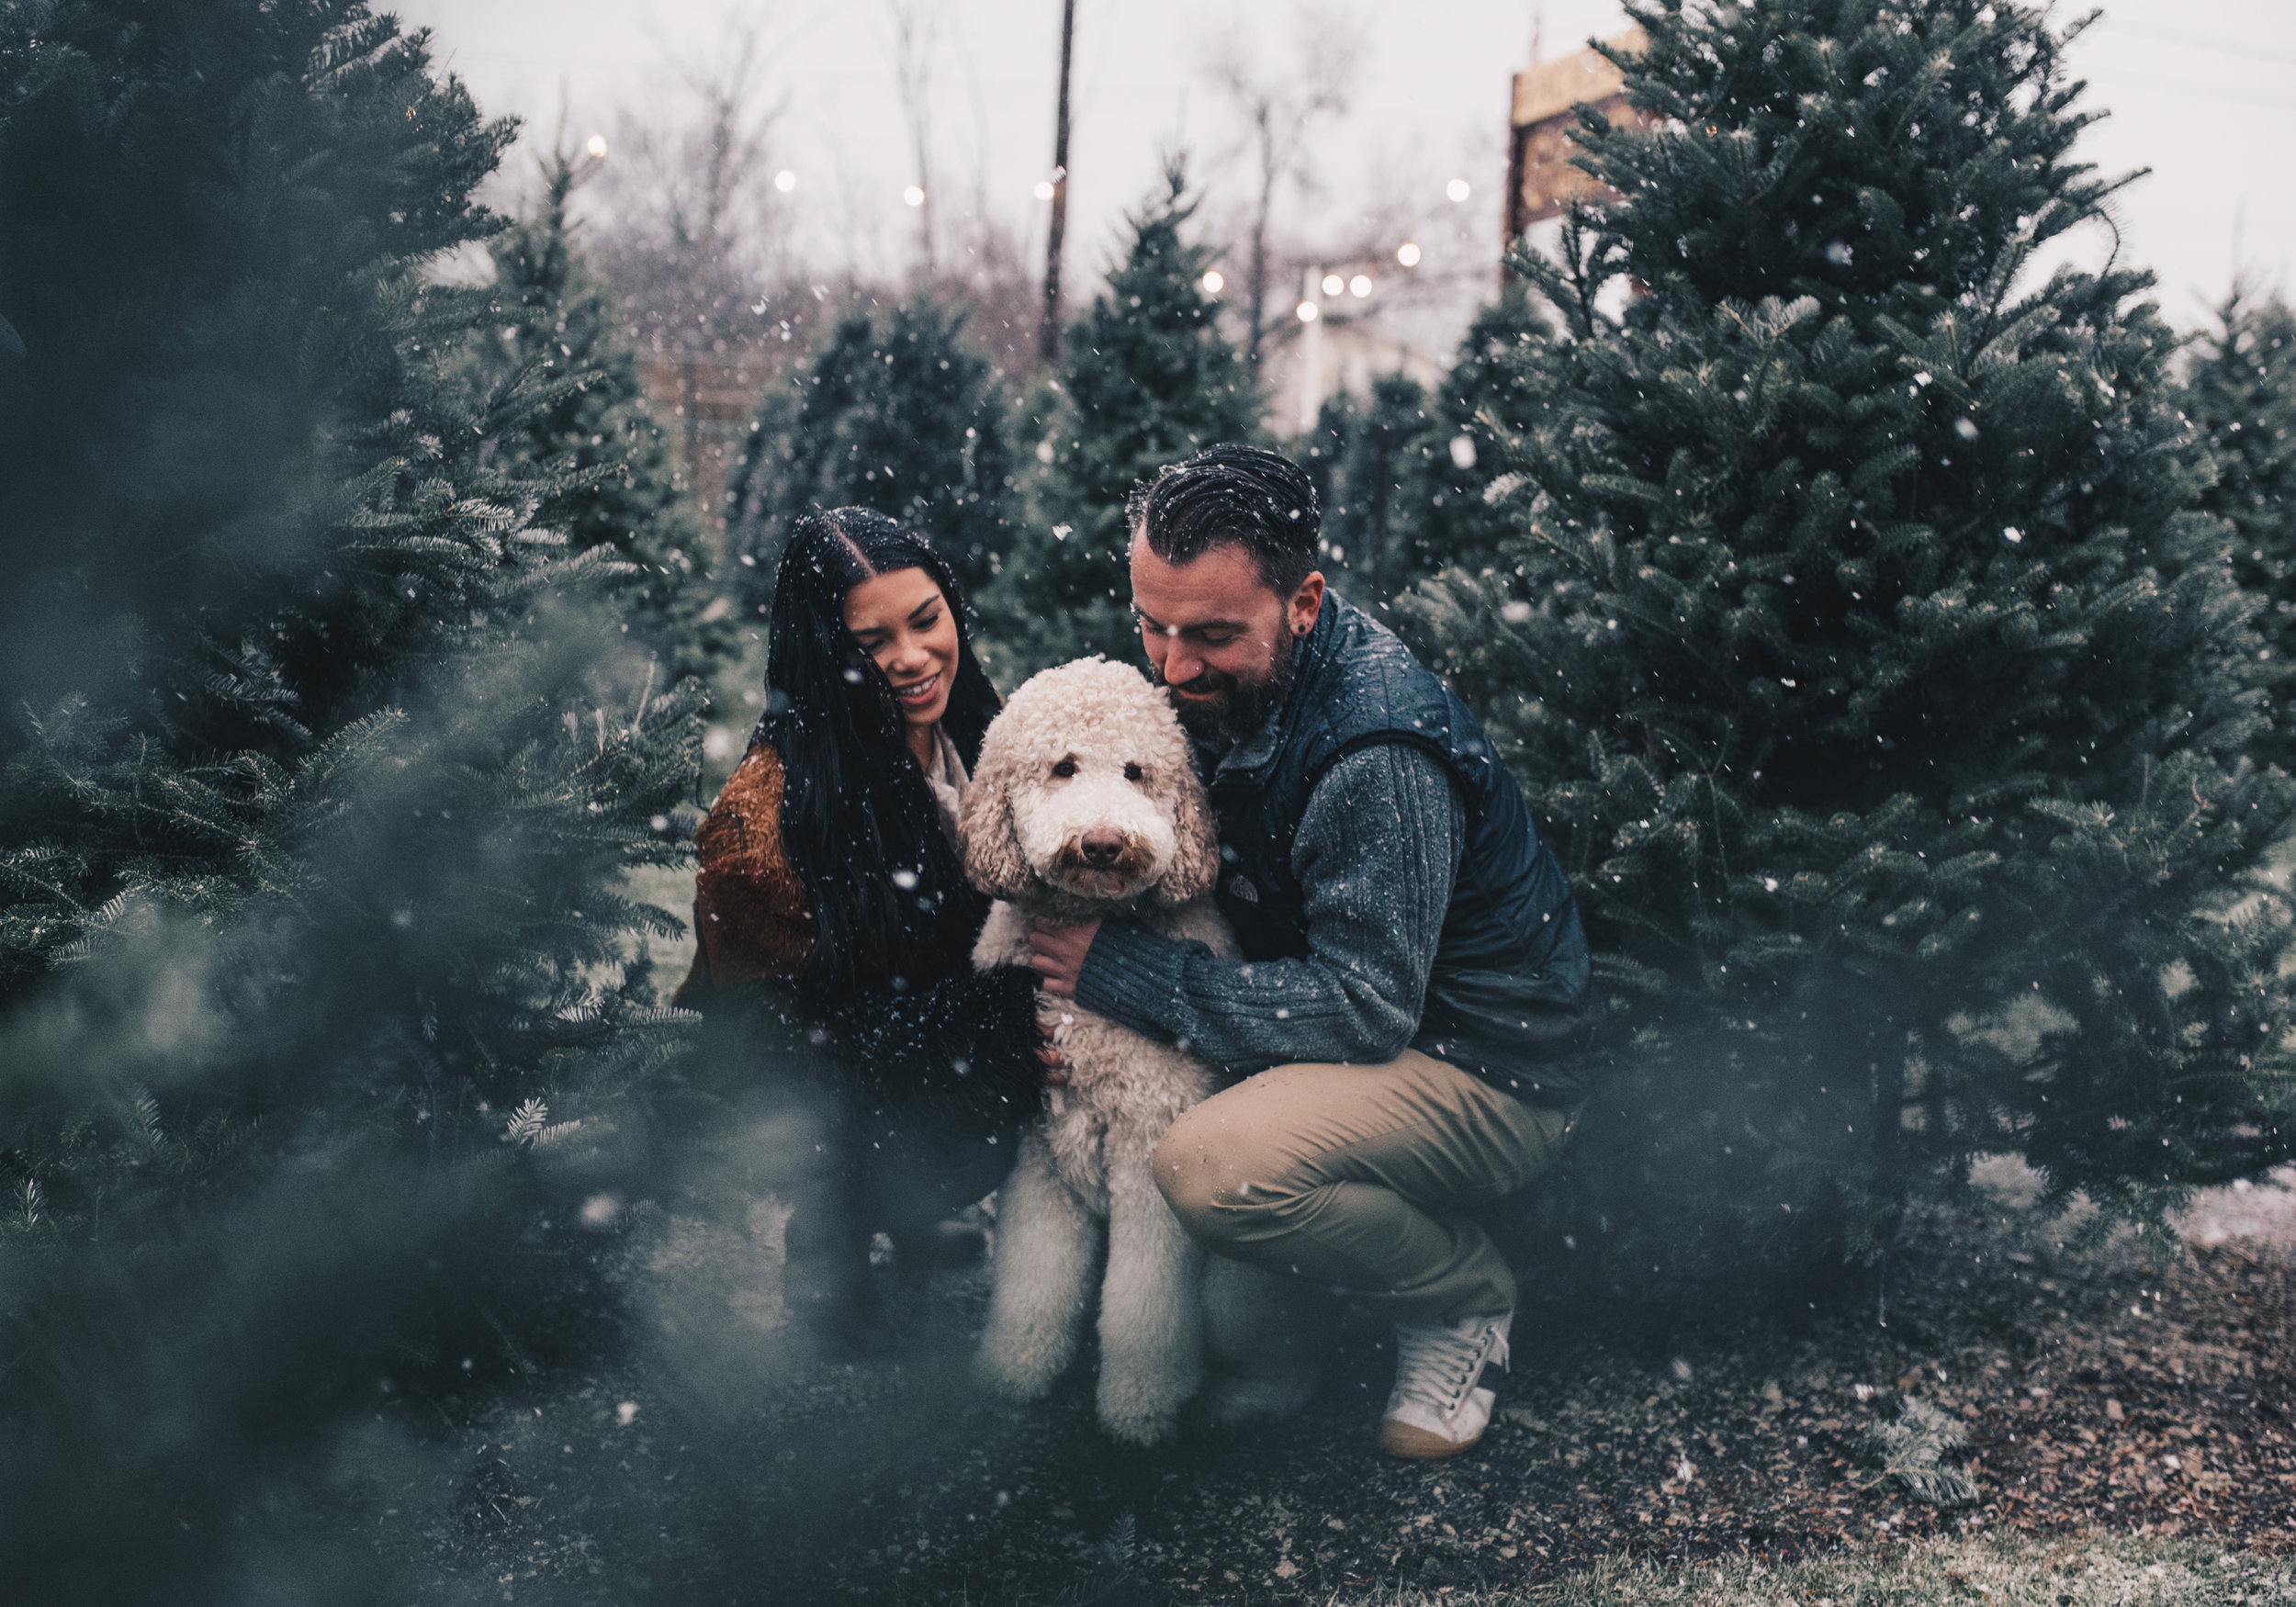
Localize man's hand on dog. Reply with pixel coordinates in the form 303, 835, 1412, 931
1026, 916, 1099, 996
1028, 917, 1099, 1085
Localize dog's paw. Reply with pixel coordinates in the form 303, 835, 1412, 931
1097, 1402, 1181, 1447
1196, 1367, 1320, 1428
1095, 1366, 1198, 1446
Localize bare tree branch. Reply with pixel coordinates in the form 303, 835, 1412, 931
881, 0, 945, 275
1203, 6, 1359, 365
588, 13, 799, 502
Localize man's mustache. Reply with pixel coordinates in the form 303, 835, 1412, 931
1161, 667, 1238, 699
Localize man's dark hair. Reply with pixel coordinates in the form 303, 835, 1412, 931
1127, 443, 1321, 595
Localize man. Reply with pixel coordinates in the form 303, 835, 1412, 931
1025, 443, 1597, 1458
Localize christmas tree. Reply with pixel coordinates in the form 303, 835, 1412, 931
1305, 370, 1441, 608
1304, 290, 1557, 613
0, 2, 700, 1585
987, 160, 1262, 674
2185, 287, 2296, 763
1399, 0, 2294, 1296
464, 134, 736, 682
1424, 286, 1559, 576
726, 294, 1017, 614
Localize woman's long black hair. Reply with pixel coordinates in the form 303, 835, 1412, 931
761, 508, 1003, 995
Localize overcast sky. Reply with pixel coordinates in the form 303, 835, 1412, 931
392, 0, 2294, 335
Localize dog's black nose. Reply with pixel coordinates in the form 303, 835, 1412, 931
1079, 830, 1126, 868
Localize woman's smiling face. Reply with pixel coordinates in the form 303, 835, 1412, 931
842, 566, 960, 732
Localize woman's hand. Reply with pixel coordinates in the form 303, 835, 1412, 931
1035, 992, 1072, 1085
1028, 920, 1099, 1084
1025, 916, 1101, 998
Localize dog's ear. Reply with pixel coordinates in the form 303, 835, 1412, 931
960, 739, 1035, 900
1153, 761, 1222, 907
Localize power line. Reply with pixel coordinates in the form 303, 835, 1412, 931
2104, 69, 2296, 115
2101, 19, 2296, 70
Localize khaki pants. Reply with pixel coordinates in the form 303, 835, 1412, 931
1150, 1049, 1577, 1326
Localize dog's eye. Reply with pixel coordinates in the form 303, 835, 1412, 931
1051, 759, 1076, 779
1123, 763, 1143, 782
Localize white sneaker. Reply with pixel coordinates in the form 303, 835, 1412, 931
1377, 1310, 1511, 1459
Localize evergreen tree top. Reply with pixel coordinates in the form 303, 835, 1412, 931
1052, 158, 1260, 519
1498, 0, 2242, 824
985, 158, 1260, 676
726, 291, 1016, 612
469, 134, 729, 681
1585, 0, 2118, 320
2189, 289, 2296, 616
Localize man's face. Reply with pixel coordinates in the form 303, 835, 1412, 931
1131, 534, 1324, 742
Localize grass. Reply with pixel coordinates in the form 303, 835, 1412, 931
1319, 1534, 2290, 1606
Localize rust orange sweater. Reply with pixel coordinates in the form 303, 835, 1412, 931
673, 741, 813, 1006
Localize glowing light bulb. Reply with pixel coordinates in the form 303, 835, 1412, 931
1297, 300, 1320, 323
585, 134, 608, 159
1397, 242, 1423, 267
1201, 270, 1224, 294
1322, 273, 1345, 297
903, 185, 925, 208
773, 170, 796, 193
1446, 178, 1471, 203
1349, 275, 1372, 298
1033, 179, 1055, 201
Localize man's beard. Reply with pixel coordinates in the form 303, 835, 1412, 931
1158, 630, 1300, 745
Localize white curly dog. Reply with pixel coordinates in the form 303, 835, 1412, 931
961, 657, 1322, 1445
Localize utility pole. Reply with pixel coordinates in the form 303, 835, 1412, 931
1296, 266, 1323, 434
1039, 0, 1076, 367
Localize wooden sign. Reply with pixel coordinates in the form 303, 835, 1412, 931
1505, 29, 1649, 238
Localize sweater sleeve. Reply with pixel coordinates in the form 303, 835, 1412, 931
670, 742, 814, 1009
1071, 742, 1466, 1073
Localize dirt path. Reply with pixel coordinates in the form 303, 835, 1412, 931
394, 1168, 2296, 1603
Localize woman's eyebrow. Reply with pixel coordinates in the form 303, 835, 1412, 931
907, 598, 940, 621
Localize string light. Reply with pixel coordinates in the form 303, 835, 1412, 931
1297, 300, 1320, 322
773, 170, 796, 193
1446, 178, 1471, 203
1033, 180, 1055, 201
903, 185, 925, 208
1201, 271, 1224, 294
585, 135, 608, 159
1397, 242, 1423, 266
1321, 273, 1345, 297
1348, 275, 1372, 298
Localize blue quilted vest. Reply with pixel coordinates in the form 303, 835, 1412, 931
1203, 597, 1596, 1103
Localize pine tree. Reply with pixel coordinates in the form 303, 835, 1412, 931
2186, 287, 2296, 763
467, 135, 735, 683
1398, 0, 2294, 1297
1303, 290, 1557, 614
987, 160, 1262, 675
1305, 371, 1443, 607
0, 2, 700, 1582
726, 294, 1017, 614
1425, 286, 1558, 575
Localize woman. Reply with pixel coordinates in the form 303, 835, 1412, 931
674, 508, 1039, 1348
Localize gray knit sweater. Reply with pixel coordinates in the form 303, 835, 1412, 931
1072, 742, 1465, 1073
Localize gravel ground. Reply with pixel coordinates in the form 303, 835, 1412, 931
1356, 1534, 2295, 1606
371, 1165, 2296, 1604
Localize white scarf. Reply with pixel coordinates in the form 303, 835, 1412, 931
924, 725, 970, 845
